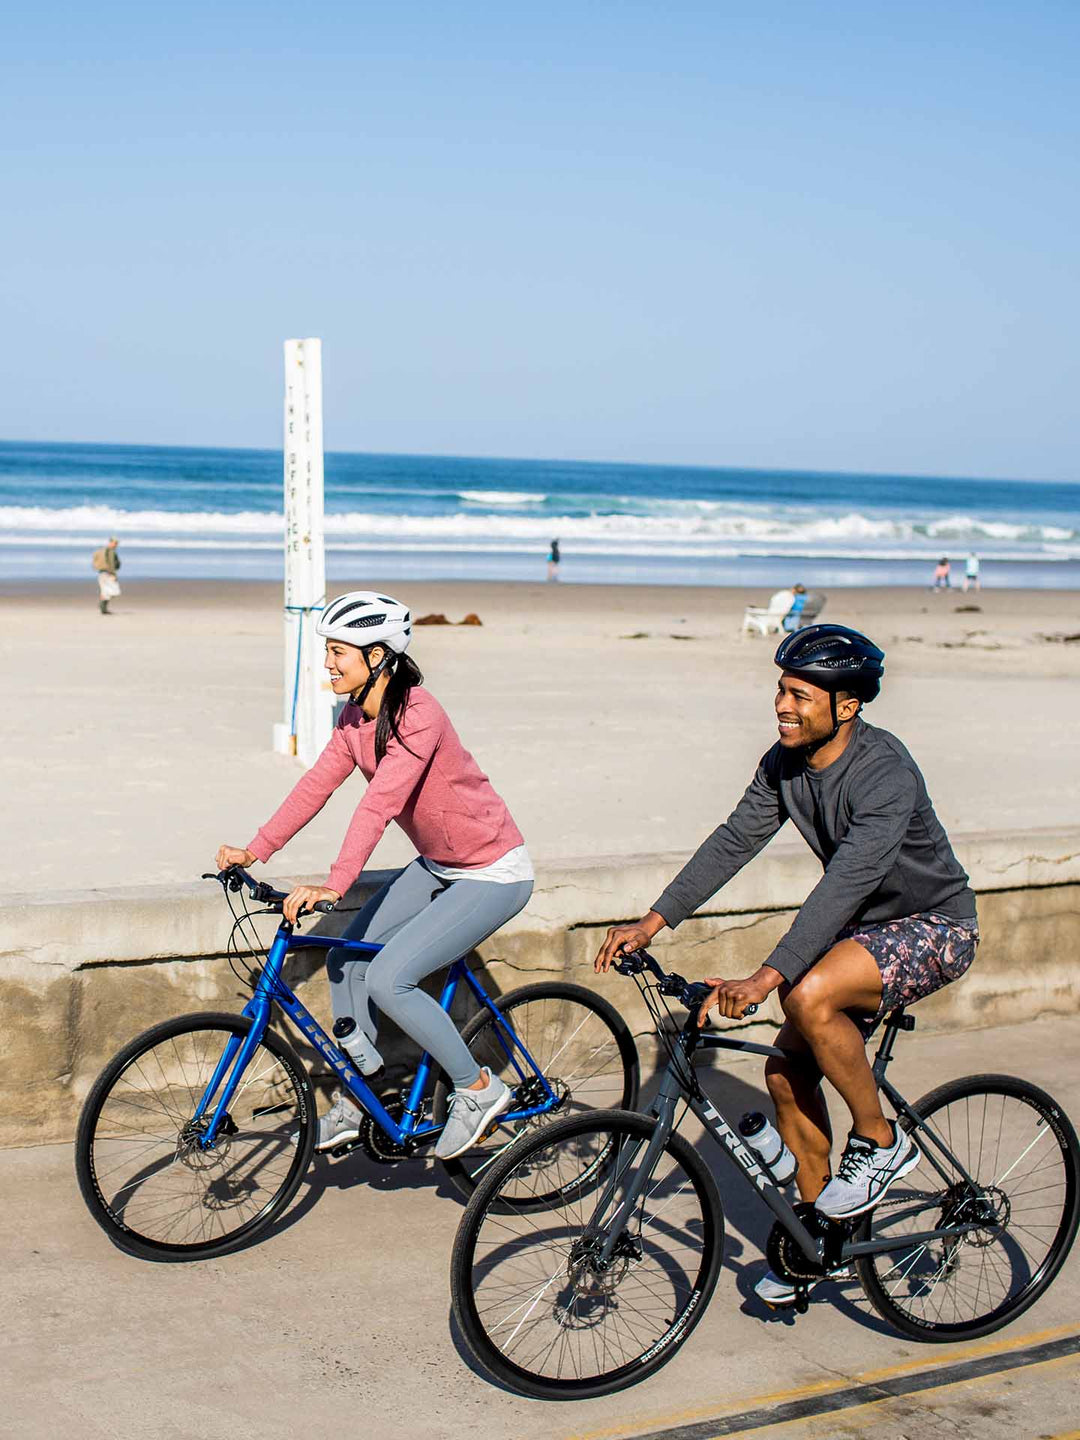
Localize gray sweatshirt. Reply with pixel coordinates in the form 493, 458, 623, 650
653, 718, 975, 984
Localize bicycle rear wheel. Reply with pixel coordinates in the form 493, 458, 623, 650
434, 982, 639, 1202
857, 1074, 1080, 1340
75, 1012, 316, 1261
451, 1108, 724, 1400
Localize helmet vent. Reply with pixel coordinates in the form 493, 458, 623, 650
345, 612, 388, 630
325, 598, 374, 625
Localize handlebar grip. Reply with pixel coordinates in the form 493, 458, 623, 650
312, 900, 336, 914
743, 1002, 759, 1016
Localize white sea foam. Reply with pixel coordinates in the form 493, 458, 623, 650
0, 503, 1075, 557
458, 489, 545, 504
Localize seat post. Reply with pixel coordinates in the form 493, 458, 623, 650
872, 1008, 915, 1081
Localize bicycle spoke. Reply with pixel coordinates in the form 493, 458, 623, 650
861, 1083, 1077, 1338
460, 1116, 717, 1390
83, 1021, 310, 1254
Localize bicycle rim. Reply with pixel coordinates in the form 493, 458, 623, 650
452, 1109, 722, 1399
437, 983, 638, 1202
857, 1075, 1080, 1339
76, 1014, 315, 1259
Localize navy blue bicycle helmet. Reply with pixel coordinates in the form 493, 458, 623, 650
774, 624, 885, 703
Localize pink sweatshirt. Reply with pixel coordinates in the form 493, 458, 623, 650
247, 688, 524, 898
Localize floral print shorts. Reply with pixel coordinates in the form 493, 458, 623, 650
837, 910, 979, 1035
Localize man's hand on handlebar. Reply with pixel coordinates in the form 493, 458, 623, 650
216, 844, 256, 872
697, 966, 783, 1027
594, 912, 668, 973
282, 884, 341, 925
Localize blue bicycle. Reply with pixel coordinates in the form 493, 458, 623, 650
75, 867, 638, 1262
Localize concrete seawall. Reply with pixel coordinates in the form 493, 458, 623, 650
2, 827, 1078, 1146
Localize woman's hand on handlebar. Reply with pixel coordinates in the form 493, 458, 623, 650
696, 966, 783, 1027
594, 912, 668, 973
282, 884, 341, 924
216, 844, 256, 872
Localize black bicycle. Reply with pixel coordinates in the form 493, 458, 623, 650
450, 949, 1080, 1399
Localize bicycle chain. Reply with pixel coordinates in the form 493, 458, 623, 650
357, 1101, 414, 1164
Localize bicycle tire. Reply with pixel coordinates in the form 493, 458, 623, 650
434, 981, 639, 1204
451, 1108, 724, 1400
856, 1073, 1080, 1341
75, 1012, 317, 1262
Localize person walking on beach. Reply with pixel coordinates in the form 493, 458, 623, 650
963, 551, 981, 592
932, 556, 951, 590
214, 591, 533, 1159
92, 537, 121, 614
547, 538, 561, 582
595, 624, 978, 1307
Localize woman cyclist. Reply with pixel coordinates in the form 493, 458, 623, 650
215, 591, 533, 1159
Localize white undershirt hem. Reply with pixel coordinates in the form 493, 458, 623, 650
423, 845, 535, 885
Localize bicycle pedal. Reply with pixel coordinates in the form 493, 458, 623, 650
328, 1139, 363, 1158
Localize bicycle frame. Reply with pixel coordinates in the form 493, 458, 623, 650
598, 1013, 992, 1270
191, 919, 556, 1149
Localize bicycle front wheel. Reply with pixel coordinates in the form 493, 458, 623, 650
75, 1012, 316, 1261
857, 1074, 1080, 1340
451, 1109, 724, 1400
435, 982, 639, 1201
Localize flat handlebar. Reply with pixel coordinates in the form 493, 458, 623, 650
613, 948, 759, 1018
202, 866, 337, 916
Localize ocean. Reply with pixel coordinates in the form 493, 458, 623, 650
2, 440, 1078, 589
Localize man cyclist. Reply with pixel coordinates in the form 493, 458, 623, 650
595, 624, 979, 1305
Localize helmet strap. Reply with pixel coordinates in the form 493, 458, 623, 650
827, 690, 862, 743
802, 689, 860, 757
352, 648, 393, 710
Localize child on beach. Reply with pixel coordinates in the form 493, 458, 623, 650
214, 591, 533, 1158
932, 557, 951, 590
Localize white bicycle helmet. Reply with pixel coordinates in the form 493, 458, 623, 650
316, 592, 413, 654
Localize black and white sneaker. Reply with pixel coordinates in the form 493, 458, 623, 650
754, 1266, 852, 1307
815, 1122, 920, 1220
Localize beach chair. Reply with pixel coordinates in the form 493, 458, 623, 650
781, 589, 828, 632
799, 590, 826, 626
742, 589, 795, 637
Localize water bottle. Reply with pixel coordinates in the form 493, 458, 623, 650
738, 1111, 797, 1184
333, 1016, 384, 1076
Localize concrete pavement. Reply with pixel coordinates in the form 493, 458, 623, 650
4, 1015, 1079, 1440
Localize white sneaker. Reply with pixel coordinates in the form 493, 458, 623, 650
754, 1266, 852, 1307
815, 1123, 921, 1220
434, 1069, 512, 1160
313, 1090, 365, 1152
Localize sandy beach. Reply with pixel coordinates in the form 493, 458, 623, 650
2, 577, 1078, 895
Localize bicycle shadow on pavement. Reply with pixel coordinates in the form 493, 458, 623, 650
255, 1148, 469, 1249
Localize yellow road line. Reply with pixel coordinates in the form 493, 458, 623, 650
562, 1322, 1080, 1440
729, 1351, 1080, 1438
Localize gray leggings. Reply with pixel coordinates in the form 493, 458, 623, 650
326, 859, 533, 1088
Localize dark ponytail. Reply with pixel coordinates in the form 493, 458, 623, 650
374, 652, 424, 766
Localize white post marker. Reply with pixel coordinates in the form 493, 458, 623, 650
273, 338, 334, 765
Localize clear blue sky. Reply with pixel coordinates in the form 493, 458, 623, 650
3, 1, 1078, 479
